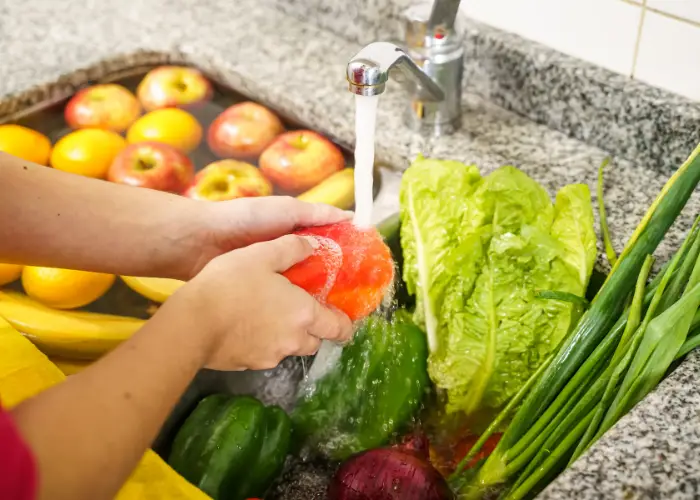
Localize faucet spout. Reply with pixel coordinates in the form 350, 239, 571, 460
346, 42, 444, 102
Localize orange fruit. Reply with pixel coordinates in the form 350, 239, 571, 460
126, 108, 202, 154
283, 222, 394, 321
22, 267, 116, 309
0, 263, 23, 286
0, 125, 52, 165
50, 129, 126, 178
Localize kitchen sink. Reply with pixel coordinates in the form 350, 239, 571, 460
0, 57, 391, 498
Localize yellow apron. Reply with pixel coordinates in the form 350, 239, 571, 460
0, 317, 209, 499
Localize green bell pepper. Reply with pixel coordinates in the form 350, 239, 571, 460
169, 394, 291, 500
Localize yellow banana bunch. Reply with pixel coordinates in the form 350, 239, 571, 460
50, 356, 92, 375
0, 316, 211, 500
0, 291, 144, 359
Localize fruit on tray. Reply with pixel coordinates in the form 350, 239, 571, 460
137, 66, 213, 111
293, 314, 428, 461
126, 108, 202, 154
283, 221, 393, 321
64, 83, 141, 132
50, 129, 127, 178
22, 266, 116, 310
0, 124, 52, 165
259, 130, 345, 194
297, 167, 355, 209
0, 317, 210, 499
108, 142, 194, 193
121, 276, 185, 303
169, 394, 292, 500
207, 101, 284, 160
184, 160, 273, 201
0, 263, 22, 286
0, 291, 144, 359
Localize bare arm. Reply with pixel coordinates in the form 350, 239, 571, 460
10, 236, 352, 500
0, 152, 203, 279
11, 291, 206, 500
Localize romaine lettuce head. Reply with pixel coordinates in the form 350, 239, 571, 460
399, 156, 596, 415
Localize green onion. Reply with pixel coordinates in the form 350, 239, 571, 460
570, 254, 655, 461
535, 290, 589, 308
597, 157, 617, 266
465, 143, 700, 496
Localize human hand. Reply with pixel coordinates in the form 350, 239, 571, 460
179, 233, 353, 371
179, 197, 352, 280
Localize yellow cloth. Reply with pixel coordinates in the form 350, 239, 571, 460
0, 317, 210, 499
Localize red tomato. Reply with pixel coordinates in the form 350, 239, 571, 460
283, 221, 394, 321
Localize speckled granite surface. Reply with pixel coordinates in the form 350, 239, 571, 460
1, 0, 700, 498
268, 0, 700, 174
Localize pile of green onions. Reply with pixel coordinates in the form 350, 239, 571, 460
451, 143, 700, 499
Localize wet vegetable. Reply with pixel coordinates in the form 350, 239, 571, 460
462, 143, 700, 499
328, 434, 453, 500
399, 157, 597, 416
169, 395, 291, 500
292, 314, 428, 461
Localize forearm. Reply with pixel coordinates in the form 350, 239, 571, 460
0, 152, 205, 279
11, 291, 207, 500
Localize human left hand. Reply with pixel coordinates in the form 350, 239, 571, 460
180, 196, 352, 279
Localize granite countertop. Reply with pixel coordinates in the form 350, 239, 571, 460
2, 0, 700, 498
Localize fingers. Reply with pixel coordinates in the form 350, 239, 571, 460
248, 234, 316, 272
281, 197, 353, 228
296, 334, 322, 357
306, 300, 353, 343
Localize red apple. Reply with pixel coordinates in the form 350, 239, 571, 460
207, 102, 285, 160
64, 84, 141, 132
184, 160, 273, 201
108, 141, 194, 193
136, 66, 213, 111
259, 130, 345, 193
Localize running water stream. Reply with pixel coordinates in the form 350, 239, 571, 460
303, 94, 381, 384
351, 94, 380, 228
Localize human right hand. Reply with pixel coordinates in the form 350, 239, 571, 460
178, 234, 353, 371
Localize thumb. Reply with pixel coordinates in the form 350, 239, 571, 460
257, 234, 317, 272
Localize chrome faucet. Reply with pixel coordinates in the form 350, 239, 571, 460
346, 0, 464, 136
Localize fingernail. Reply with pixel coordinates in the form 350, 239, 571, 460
343, 210, 355, 218
301, 235, 320, 249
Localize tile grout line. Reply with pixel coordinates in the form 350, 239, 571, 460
630, 0, 647, 79
620, 0, 700, 29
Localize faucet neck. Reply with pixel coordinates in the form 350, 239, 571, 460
427, 0, 461, 34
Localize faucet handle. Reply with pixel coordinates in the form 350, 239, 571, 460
402, 1, 462, 50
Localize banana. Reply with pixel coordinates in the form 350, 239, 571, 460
50, 356, 92, 375
0, 291, 145, 360
297, 167, 355, 209
121, 276, 185, 303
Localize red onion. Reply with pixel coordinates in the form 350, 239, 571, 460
328, 434, 454, 500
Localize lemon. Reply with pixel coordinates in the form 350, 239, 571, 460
22, 267, 116, 309
50, 129, 126, 178
0, 125, 52, 165
127, 108, 202, 154
0, 263, 22, 286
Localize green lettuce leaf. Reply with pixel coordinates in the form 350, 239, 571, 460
400, 157, 596, 415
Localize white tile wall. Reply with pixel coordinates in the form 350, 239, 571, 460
635, 10, 700, 100
461, 0, 700, 101
647, 0, 700, 24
